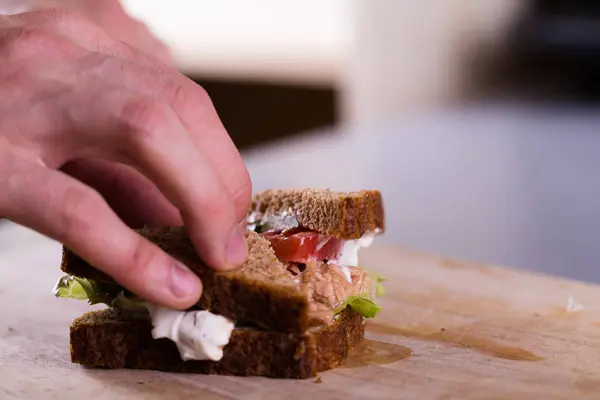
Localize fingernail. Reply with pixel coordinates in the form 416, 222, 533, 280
226, 223, 248, 266
169, 262, 202, 299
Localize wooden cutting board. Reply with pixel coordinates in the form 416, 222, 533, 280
2, 224, 600, 400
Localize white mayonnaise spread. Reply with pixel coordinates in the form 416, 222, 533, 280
331, 232, 377, 282
146, 304, 235, 362
338, 233, 376, 267
246, 210, 260, 231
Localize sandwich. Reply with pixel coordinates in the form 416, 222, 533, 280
53, 188, 386, 379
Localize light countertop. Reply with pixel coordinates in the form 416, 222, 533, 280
2, 219, 600, 399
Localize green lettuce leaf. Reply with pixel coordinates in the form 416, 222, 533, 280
334, 294, 382, 318
355, 265, 387, 298
346, 295, 382, 318
362, 267, 387, 297
111, 291, 147, 312
332, 266, 387, 318
52, 275, 145, 311
52, 275, 89, 300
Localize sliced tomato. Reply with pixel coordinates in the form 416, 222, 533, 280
261, 229, 345, 263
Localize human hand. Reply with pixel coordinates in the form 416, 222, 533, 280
0, 8, 252, 310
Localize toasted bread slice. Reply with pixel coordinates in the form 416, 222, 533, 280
69, 307, 365, 379
62, 228, 311, 333
250, 189, 385, 240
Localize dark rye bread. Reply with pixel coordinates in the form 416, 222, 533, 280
62, 228, 311, 333
69, 307, 365, 379
250, 189, 385, 240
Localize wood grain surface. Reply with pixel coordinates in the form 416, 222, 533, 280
1, 223, 600, 399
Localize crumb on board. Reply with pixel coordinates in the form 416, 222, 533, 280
440, 328, 446, 332
137, 381, 144, 385
314, 376, 323, 383
566, 296, 584, 314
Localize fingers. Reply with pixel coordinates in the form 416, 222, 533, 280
1, 163, 202, 309
45, 82, 249, 272
66, 91, 248, 271
61, 158, 182, 228
147, 75, 253, 222
151, 76, 252, 222
81, 57, 253, 221
115, 98, 248, 270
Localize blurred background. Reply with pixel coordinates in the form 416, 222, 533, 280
5, 0, 600, 283
121, 0, 600, 145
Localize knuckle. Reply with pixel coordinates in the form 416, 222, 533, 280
40, 8, 110, 49
184, 82, 211, 106
127, 236, 160, 281
196, 190, 234, 226
38, 8, 90, 30
233, 172, 253, 211
110, 40, 138, 60
121, 98, 172, 145
170, 81, 195, 110
0, 66, 27, 93
170, 79, 212, 118
57, 186, 98, 238
0, 26, 67, 57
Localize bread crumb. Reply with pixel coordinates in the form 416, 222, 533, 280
566, 296, 584, 313
314, 376, 323, 383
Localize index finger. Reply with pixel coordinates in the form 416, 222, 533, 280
85, 93, 249, 271
74, 57, 253, 222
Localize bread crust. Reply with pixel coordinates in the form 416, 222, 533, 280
69, 307, 365, 379
250, 189, 385, 240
